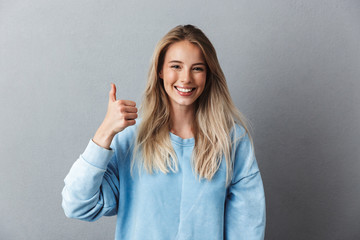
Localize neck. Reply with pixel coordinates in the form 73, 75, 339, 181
169, 104, 196, 139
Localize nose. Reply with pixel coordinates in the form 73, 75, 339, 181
180, 68, 192, 83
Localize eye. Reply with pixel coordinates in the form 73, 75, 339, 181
193, 67, 204, 72
171, 65, 181, 69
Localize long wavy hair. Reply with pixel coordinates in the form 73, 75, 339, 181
133, 24, 252, 186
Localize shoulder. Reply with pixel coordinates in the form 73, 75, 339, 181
230, 123, 259, 184
230, 123, 253, 162
230, 123, 249, 143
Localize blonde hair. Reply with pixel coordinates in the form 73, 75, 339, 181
133, 24, 253, 186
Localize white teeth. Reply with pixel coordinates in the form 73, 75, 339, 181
176, 87, 193, 93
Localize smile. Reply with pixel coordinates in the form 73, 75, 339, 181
175, 86, 195, 93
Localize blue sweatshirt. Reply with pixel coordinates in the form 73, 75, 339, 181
62, 123, 266, 240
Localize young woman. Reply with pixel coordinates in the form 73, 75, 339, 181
62, 25, 266, 240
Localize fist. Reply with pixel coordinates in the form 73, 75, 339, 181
104, 83, 138, 135
93, 83, 138, 149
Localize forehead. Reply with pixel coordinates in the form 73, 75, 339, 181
164, 40, 205, 62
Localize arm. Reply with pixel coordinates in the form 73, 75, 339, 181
61, 83, 137, 221
224, 129, 266, 240
61, 139, 119, 221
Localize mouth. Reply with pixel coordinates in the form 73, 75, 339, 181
174, 86, 196, 93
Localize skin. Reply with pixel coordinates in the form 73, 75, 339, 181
92, 40, 207, 148
93, 83, 138, 149
159, 40, 207, 139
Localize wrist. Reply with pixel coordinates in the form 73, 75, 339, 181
93, 125, 115, 150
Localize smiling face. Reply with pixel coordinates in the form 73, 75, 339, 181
159, 40, 207, 111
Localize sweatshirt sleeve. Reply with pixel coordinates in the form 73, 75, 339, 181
61, 139, 120, 222
224, 129, 266, 240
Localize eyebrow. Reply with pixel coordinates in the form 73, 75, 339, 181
168, 60, 206, 66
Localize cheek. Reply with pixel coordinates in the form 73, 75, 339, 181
197, 74, 207, 89
163, 72, 175, 89
163, 73, 177, 89
165, 70, 177, 81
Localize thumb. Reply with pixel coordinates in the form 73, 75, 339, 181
109, 83, 116, 102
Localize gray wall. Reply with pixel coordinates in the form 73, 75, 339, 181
1, 0, 359, 239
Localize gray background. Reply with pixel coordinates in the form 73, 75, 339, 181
1, 0, 359, 239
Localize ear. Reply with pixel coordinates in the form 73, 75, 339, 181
159, 70, 163, 79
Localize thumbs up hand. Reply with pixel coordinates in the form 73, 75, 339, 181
93, 83, 138, 149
